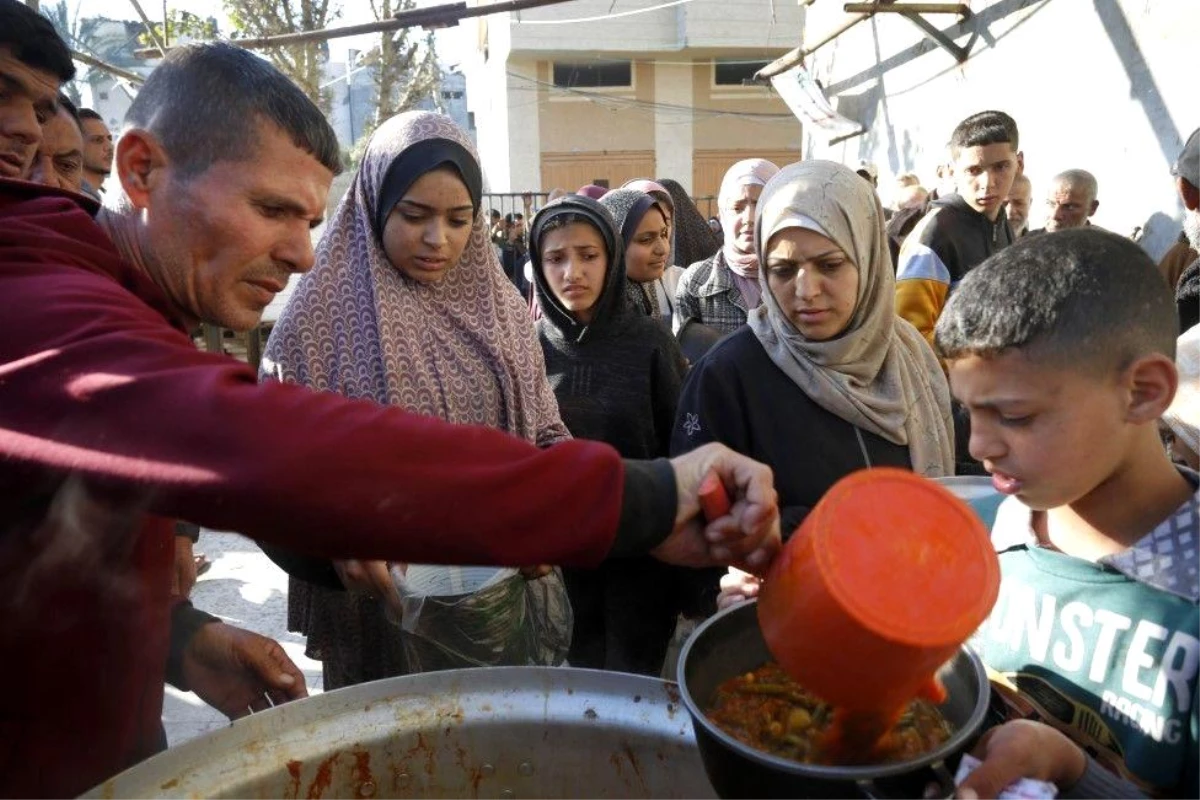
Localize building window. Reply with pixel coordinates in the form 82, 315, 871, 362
713, 59, 770, 87
98, 91, 109, 100
441, 90, 463, 100
552, 61, 632, 89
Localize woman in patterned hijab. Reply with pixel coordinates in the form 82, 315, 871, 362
261, 111, 570, 689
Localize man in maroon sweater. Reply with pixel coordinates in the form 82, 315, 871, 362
0, 33, 780, 799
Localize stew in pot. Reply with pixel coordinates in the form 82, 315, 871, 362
706, 662, 952, 766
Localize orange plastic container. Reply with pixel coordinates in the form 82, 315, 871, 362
756, 468, 1000, 719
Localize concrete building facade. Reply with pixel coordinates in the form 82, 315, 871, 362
801, 0, 1197, 259
464, 0, 805, 197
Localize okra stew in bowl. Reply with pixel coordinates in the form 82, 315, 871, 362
677, 601, 991, 799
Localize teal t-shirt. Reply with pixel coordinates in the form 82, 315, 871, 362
972, 480, 1199, 797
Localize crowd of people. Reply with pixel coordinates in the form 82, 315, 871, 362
0, 0, 1196, 797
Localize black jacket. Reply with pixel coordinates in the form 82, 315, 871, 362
903, 193, 1015, 283
671, 327, 912, 537
531, 197, 687, 460
1178, 257, 1199, 333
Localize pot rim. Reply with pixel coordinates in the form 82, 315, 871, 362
676, 600, 990, 781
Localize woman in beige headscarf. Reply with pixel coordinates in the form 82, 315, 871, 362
671, 160, 954, 538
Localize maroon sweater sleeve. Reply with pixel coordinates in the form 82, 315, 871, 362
0, 190, 625, 569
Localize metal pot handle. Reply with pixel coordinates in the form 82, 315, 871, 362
856, 760, 957, 800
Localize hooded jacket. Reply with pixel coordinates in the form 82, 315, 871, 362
895, 192, 1015, 345
529, 196, 692, 674
531, 195, 687, 460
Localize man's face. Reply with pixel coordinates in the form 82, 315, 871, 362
951, 143, 1022, 220
28, 105, 83, 192
138, 120, 333, 331
80, 116, 113, 178
1005, 179, 1032, 235
0, 48, 62, 179
1044, 180, 1097, 232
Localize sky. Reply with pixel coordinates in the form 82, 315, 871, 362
72, 0, 471, 67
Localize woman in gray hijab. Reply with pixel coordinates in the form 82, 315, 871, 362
599, 188, 677, 328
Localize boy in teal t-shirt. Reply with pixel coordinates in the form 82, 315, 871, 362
936, 228, 1198, 798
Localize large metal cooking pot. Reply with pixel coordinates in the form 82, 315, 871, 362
677, 601, 990, 799
84, 667, 717, 799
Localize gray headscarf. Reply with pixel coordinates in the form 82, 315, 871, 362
600, 188, 669, 317
748, 160, 955, 477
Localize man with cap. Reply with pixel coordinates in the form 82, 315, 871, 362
1173, 127, 1200, 331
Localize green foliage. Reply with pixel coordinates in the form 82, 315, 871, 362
138, 10, 219, 50
358, 0, 441, 142
223, 0, 341, 115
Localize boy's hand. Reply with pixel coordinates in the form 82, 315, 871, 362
717, 567, 761, 609
955, 720, 1086, 798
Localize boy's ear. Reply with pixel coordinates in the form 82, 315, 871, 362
1123, 353, 1179, 424
1015, 150, 1025, 176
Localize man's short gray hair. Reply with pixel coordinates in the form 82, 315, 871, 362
1051, 169, 1098, 203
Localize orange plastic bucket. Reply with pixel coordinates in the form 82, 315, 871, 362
756, 468, 1000, 717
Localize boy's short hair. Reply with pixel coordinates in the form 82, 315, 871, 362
935, 228, 1178, 372
949, 110, 1019, 157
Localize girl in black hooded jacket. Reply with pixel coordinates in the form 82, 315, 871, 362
529, 195, 689, 675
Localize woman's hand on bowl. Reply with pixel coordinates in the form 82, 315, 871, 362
717, 567, 762, 610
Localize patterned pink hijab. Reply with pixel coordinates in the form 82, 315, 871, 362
263, 111, 569, 446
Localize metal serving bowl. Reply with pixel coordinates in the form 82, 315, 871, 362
677, 601, 990, 799
84, 667, 717, 799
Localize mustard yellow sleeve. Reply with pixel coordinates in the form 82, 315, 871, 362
895, 278, 949, 349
